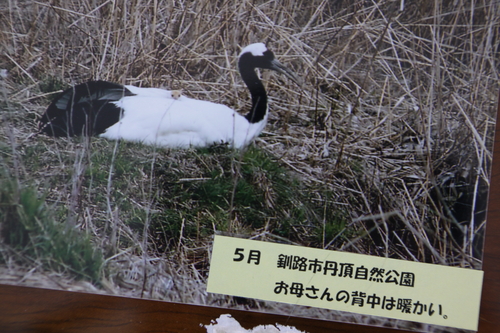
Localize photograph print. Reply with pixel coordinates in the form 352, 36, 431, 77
0, 1, 498, 332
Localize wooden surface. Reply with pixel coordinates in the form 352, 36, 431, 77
0, 104, 499, 332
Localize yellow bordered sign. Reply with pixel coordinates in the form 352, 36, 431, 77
207, 235, 483, 331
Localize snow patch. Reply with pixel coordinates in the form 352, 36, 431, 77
204, 314, 308, 333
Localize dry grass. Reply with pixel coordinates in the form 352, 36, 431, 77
0, 0, 498, 332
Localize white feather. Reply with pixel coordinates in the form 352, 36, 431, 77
99, 85, 267, 149
240, 43, 267, 56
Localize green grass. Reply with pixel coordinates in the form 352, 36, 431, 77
1, 134, 355, 282
151, 146, 352, 251
0, 174, 104, 284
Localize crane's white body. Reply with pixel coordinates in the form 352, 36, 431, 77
100, 85, 267, 148
40, 43, 297, 148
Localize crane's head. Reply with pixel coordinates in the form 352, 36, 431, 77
238, 43, 300, 86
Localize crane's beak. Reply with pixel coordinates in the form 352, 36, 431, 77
269, 59, 302, 87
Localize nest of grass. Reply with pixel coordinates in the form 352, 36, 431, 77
1, 1, 498, 331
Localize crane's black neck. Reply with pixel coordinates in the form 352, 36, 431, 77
239, 61, 268, 124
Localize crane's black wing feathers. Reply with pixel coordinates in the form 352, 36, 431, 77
39, 80, 135, 137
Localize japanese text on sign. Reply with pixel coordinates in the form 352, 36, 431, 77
207, 235, 483, 331
276, 254, 415, 287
